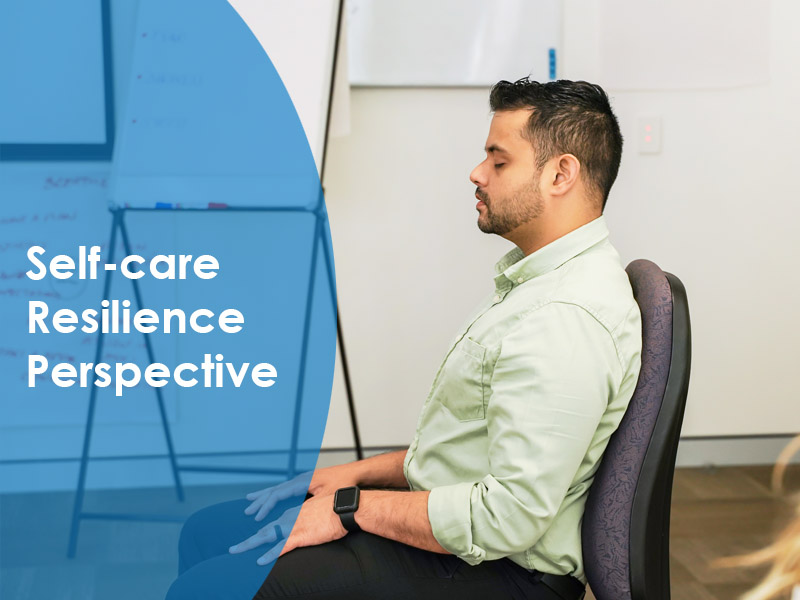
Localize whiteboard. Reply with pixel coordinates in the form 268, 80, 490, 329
0, 0, 106, 144
229, 0, 340, 170
0, 0, 114, 160
112, 0, 339, 208
347, 0, 561, 86
0, 168, 178, 429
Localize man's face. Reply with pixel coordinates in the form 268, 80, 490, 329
470, 109, 544, 236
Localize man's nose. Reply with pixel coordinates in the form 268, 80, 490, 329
470, 162, 486, 187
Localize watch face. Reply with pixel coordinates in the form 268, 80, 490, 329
334, 487, 359, 512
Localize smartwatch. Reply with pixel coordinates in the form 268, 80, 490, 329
333, 486, 361, 532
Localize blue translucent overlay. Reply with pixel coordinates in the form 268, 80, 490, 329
0, 1, 336, 598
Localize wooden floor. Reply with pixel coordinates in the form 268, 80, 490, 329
1, 465, 798, 599
587, 465, 800, 600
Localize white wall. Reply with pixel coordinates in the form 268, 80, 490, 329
321, 0, 800, 448
321, 88, 505, 448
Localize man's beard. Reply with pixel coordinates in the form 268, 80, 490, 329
476, 179, 544, 236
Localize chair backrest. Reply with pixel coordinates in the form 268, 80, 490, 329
582, 259, 692, 600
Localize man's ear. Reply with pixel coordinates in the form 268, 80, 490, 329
549, 154, 581, 197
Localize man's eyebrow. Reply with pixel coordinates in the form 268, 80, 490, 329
485, 144, 509, 155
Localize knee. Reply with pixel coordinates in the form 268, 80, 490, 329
178, 506, 207, 561
165, 573, 195, 600
177, 503, 229, 574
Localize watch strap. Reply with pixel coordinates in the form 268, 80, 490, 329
338, 509, 360, 533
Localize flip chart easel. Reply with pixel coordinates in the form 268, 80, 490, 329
67, 195, 350, 556
67, 0, 362, 557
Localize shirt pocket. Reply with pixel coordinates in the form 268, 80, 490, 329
436, 337, 487, 422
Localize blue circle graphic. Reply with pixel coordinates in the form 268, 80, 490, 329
0, 1, 337, 597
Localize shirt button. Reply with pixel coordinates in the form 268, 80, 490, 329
493, 295, 501, 303
517, 277, 524, 283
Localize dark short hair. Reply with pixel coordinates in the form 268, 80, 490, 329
489, 78, 623, 210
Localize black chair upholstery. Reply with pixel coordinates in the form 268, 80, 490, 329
581, 260, 692, 600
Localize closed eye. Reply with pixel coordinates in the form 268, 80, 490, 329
494, 163, 505, 169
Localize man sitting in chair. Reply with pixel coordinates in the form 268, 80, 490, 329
169, 78, 642, 600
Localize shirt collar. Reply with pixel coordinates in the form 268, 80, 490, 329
493, 216, 610, 290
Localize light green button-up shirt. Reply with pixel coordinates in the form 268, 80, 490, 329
403, 215, 642, 583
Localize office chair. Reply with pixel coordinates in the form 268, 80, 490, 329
581, 259, 692, 600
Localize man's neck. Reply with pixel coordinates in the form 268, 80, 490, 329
507, 213, 601, 256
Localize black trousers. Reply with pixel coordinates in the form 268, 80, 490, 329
167, 498, 575, 600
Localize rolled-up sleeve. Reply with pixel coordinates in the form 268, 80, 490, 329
427, 301, 622, 564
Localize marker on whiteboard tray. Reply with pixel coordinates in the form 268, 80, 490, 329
208, 202, 228, 209
155, 202, 174, 209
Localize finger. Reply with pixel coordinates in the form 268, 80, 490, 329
229, 534, 258, 554
246, 487, 289, 515
245, 489, 267, 501
229, 526, 276, 554
257, 545, 282, 566
244, 496, 267, 515
259, 532, 296, 565
254, 486, 294, 521
254, 499, 273, 522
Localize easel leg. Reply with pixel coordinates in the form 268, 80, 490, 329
287, 215, 324, 477
67, 208, 188, 558
118, 212, 184, 501
67, 209, 121, 558
320, 216, 363, 460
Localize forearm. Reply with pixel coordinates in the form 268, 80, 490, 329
355, 489, 448, 554
341, 449, 409, 488
314, 450, 409, 492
